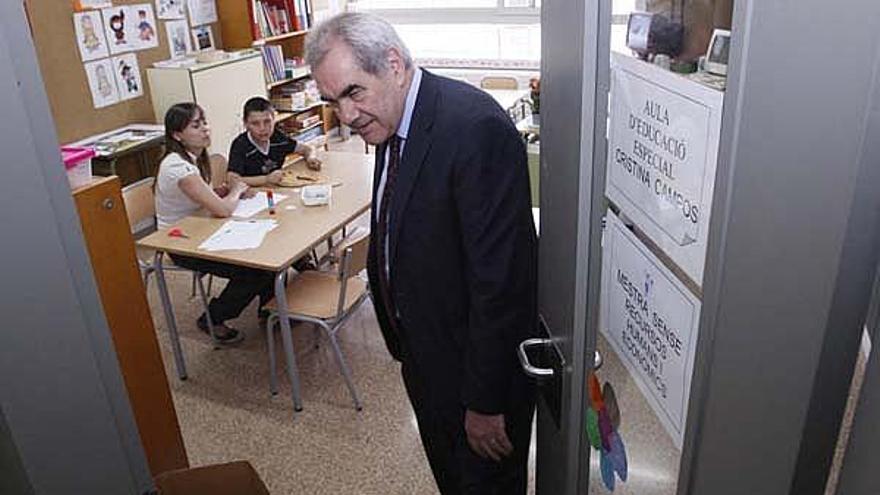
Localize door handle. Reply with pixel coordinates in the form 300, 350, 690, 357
517, 338, 555, 378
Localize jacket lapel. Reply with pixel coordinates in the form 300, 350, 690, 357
389, 71, 438, 267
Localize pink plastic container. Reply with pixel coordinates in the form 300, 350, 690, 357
61, 146, 96, 189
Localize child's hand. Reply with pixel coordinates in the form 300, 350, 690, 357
214, 184, 230, 198
240, 187, 257, 199
267, 169, 284, 185
229, 177, 249, 198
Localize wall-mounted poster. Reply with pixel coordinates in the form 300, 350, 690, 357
73, 10, 109, 62
165, 19, 192, 58
112, 53, 144, 101
84, 58, 120, 109
186, 0, 217, 26
191, 25, 214, 51
156, 0, 186, 19
102, 7, 133, 54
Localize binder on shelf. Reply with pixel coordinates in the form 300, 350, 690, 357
249, 0, 261, 40
250, 0, 301, 40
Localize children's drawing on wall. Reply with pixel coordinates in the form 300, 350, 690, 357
74, 10, 109, 62
131, 4, 159, 50
165, 20, 192, 58
112, 53, 144, 101
191, 25, 214, 51
74, 0, 113, 10
102, 7, 132, 54
84, 58, 119, 109
186, 0, 218, 26
156, 0, 186, 19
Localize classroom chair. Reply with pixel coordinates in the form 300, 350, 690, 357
154, 460, 270, 495
209, 153, 227, 189
121, 177, 224, 346
264, 231, 369, 410
480, 76, 519, 90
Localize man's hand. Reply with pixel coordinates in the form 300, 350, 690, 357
267, 169, 284, 185
300, 144, 322, 171
306, 156, 322, 171
464, 410, 513, 462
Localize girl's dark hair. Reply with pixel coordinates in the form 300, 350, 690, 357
161, 102, 211, 183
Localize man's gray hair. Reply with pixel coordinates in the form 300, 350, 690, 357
305, 12, 413, 76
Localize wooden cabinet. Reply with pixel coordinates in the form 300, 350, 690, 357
146, 53, 267, 158
72, 176, 188, 476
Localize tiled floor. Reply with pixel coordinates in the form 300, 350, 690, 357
148, 261, 443, 494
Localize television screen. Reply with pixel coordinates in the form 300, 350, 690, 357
706, 29, 731, 75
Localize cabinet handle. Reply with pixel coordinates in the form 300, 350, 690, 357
102, 198, 115, 210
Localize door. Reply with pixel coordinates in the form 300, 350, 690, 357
523, 0, 880, 494
1, 2, 153, 493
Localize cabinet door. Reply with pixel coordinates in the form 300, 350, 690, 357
73, 176, 188, 476
192, 56, 267, 158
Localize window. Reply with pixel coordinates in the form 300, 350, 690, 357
355, 0, 498, 8
350, 0, 541, 68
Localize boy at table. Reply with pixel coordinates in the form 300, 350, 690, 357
227, 96, 322, 186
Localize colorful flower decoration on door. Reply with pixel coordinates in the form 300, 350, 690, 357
586, 372, 628, 491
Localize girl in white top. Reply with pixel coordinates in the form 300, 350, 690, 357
155, 103, 274, 344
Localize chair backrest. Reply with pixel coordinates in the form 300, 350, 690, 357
338, 232, 370, 280
154, 461, 270, 495
480, 76, 518, 90
209, 153, 228, 187
335, 232, 370, 317
121, 177, 156, 236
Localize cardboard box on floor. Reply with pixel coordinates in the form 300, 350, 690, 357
155, 461, 269, 495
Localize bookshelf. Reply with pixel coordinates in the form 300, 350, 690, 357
218, 0, 333, 146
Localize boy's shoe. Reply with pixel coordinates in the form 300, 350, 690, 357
197, 314, 244, 345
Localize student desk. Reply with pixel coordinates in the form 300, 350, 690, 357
137, 152, 374, 412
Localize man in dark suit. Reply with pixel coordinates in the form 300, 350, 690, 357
307, 13, 538, 494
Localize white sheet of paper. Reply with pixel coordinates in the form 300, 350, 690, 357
199, 220, 278, 251
232, 192, 288, 218
186, 0, 218, 26
190, 25, 214, 51
129, 4, 159, 50
165, 19, 192, 58
112, 53, 144, 101
102, 7, 134, 54
155, 0, 186, 19
84, 58, 120, 109
78, 0, 113, 9
74, 11, 110, 62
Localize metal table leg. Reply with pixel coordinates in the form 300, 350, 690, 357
153, 251, 188, 380
274, 270, 303, 411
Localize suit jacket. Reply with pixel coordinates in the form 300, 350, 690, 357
367, 70, 537, 415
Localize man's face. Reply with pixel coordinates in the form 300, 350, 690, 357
244, 110, 274, 145
313, 40, 408, 145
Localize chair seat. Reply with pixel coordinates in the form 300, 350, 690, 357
265, 271, 367, 319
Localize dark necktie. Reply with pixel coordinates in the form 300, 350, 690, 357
376, 135, 401, 331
